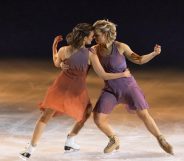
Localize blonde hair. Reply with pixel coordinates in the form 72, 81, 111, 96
93, 19, 117, 43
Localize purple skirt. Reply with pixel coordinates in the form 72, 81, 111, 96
93, 76, 149, 114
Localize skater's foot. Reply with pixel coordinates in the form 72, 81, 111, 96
19, 152, 31, 161
157, 135, 174, 155
19, 144, 36, 160
104, 135, 120, 153
64, 135, 80, 151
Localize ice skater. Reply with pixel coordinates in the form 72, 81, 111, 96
19, 23, 131, 160
91, 20, 173, 155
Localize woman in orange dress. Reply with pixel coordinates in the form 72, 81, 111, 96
19, 23, 131, 160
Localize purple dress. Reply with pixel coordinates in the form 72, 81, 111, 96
93, 42, 149, 114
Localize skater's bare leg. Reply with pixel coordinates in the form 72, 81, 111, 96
64, 105, 93, 151
19, 108, 55, 160
136, 109, 173, 154
136, 109, 161, 137
31, 108, 55, 146
69, 104, 93, 136
93, 112, 119, 153
93, 112, 115, 137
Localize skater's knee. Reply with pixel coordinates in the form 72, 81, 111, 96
40, 109, 55, 123
76, 120, 85, 128
93, 113, 107, 127
80, 104, 93, 123
85, 104, 93, 120
136, 109, 150, 121
94, 119, 101, 127
40, 115, 51, 124
93, 112, 99, 124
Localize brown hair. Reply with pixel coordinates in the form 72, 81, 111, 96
66, 23, 94, 49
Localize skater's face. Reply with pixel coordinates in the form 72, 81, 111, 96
94, 30, 107, 44
84, 31, 94, 45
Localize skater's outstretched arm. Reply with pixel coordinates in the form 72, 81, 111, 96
116, 42, 161, 65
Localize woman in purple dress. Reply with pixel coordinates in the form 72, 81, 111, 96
92, 20, 173, 154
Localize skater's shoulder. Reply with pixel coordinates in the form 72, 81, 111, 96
58, 45, 69, 52
114, 41, 128, 54
115, 41, 128, 49
58, 46, 71, 55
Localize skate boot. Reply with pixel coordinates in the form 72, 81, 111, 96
64, 135, 80, 151
19, 144, 36, 160
157, 135, 174, 155
104, 135, 120, 153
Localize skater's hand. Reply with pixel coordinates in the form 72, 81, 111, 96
60, 62, 69, 71
54, 35, 63, 44
153, 44, 161, 56
123, 68, 131, 77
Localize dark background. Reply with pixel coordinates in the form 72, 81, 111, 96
1, 0, 184, 68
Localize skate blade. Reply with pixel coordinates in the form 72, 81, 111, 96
64, 146, 79, 151
104, 147, 120, 154
64, 147, 80, 154
19, 154, 28, 161
103, 150, 119, 156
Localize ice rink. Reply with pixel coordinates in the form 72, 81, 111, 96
0, 59, 184, 161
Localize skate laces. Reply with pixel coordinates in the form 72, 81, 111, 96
21, 143, 36, 154
20, 143, 29, 153
157, 135, 173, 155
106, 136, 116, 148
158, 135, 169, 147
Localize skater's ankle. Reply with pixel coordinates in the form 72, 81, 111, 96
68, 133, 77, 138
156, 134, 164, 139
30, 142, 37, 147
108, 134, 116, 139
24, 144, 36, 154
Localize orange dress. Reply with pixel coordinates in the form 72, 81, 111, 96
39, 48, 91, 121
